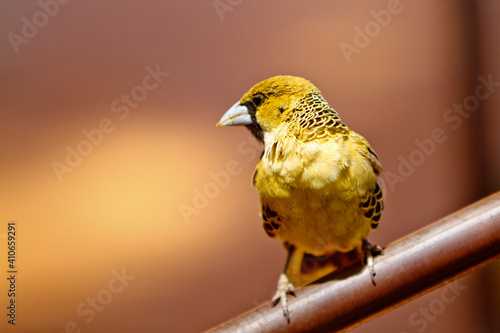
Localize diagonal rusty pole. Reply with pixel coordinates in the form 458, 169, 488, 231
206, 192, 500, 333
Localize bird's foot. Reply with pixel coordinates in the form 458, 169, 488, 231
362, 240, 384, 285
271, 273, 296, 323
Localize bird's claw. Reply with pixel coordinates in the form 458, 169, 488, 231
362, 241, 384, 285
271, 273, 296, 323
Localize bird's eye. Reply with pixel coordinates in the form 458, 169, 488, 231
252, 94, 265, 107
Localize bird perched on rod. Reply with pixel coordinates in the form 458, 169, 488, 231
217, 75, 383, 323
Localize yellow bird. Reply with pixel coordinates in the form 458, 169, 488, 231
217, 75, 383, 322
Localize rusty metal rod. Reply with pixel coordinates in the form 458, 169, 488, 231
206, 192, 500, 333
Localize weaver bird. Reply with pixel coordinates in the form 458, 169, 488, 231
217, 75, 383, 323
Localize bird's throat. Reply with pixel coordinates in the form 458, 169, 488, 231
245, 123, 264, 143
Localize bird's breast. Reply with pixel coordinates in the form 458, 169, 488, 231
259, 132, 352, 191
254, 133, 375, 254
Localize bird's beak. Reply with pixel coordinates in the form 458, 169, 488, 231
217, 102, 253, 127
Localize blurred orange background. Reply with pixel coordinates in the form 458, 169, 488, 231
0, 1, 499, 332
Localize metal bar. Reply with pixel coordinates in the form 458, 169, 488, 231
206, 192, 500, 333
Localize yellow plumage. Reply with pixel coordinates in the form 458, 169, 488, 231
217, 75, 383, 322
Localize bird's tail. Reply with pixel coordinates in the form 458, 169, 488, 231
293, 249, 360, 286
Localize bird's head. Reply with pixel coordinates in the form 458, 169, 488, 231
217, 75, 320, 142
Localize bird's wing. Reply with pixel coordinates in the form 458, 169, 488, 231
350, 131, 384, 229
350, 131, 383, 175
